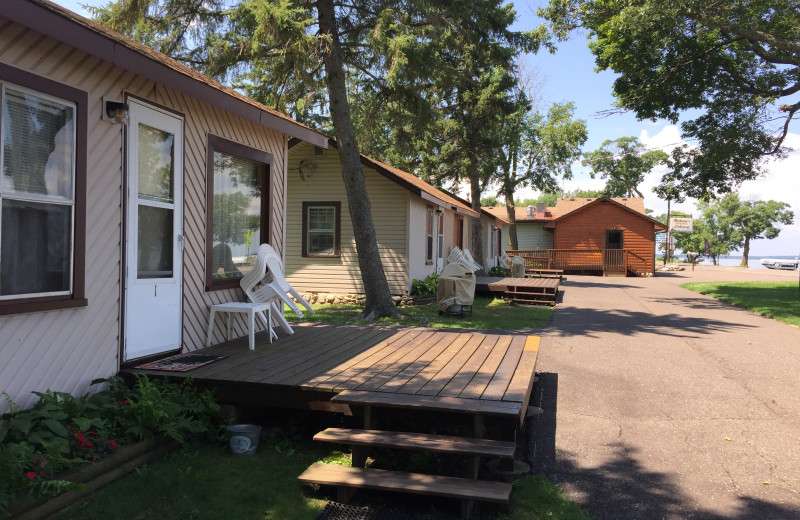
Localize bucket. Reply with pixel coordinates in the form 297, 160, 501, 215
227, 424, 261, 456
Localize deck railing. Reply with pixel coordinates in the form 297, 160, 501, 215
507, 249, 651, 276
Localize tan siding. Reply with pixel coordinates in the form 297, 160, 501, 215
503, 222, 554, 250
408, 197, 435, 285
0, 19, 289, 410
286, 143, 409, 295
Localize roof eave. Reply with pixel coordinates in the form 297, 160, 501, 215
5, 0, 328, 148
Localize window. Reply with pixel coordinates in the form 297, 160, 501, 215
425, 206, 434, 265
0, 64, 87, 315
302, 201, 341, 257
206, 135, 271, 290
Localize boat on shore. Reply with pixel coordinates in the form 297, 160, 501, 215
760, 257, 800, 270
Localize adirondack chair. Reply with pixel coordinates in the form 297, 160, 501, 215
499, 250, 513, 269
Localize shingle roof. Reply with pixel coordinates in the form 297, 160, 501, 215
553, 197, 666, 230
6, 0, 327, 147
289, 139, 479, 218
556, 197, 646, 216
482, 205, 556, 222
358, 154, 478, 217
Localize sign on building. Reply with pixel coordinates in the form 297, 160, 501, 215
669, 217, 693, 233
655, 232, 667, 243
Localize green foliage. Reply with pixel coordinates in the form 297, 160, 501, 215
539, 0, 798, 197
500, 474, 593, 519
488, 265, 510, 276
410, 273, 440, 296
682, 282, 800, 327
582, 137, 668, 198
284, 297, 552, 330
481, 196, 500, 207
59, 441, 327, 520
0, 377, 222, 516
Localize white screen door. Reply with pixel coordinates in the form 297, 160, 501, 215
436, 211, 444, 273
123, 99, 184, 361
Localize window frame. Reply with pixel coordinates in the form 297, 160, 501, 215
0, 63, 87, 316
205, 134, 272, 291
302, 201, 341, 258
425, 206, 434, 265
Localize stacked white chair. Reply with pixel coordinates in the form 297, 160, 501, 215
240, 244, 315, 336
448, 247, 483, 272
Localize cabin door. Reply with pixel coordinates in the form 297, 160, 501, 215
123, 99, 184, 361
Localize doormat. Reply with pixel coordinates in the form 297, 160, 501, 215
134, 353, 227, 372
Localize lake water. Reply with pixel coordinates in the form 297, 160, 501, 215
698, 255, 799, 270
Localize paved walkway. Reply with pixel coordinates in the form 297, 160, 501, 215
527, 265, 800, 519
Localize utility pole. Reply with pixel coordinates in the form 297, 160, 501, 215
665, 198, 671, 265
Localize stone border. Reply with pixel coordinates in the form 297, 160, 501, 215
300, 292, 433, 307
9, 436, 178, 519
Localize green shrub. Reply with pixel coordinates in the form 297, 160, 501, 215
410, 273, 440, 295
488, 265, 509, 276
0, 376, 222, 517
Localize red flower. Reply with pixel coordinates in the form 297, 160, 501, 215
26, 471, 37, 479
40, 470, 47, 477
108, 439, 118, 451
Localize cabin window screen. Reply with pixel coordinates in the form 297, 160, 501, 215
425, 206, 434, 265
0, 80, 82, 308
302, 201, 340, 257
206, 135, 271, 291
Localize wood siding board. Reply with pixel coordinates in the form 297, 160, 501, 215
351, 331, 445, 392
502, 349, 539, 402
377, 332, 462, 393
308, 328, 422, 390
479, 336, 526, 400
437, 335, 500, 398
329, 330, 438, 391
415, 333, 488, 396
263, 328, 396, 385
456, 335, 513, 400
396, 332, 473, 395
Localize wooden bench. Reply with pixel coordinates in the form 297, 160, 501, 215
298, 462, 512, 504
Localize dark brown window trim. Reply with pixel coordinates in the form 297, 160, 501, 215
302, 201, 341, 258
0, 63, 88, 316
205, 134, 273, 291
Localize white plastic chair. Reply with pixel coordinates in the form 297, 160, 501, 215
262, 250, 315, 318
240, 244, 293, 336
461, 249, 483, 271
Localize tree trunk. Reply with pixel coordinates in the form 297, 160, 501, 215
503, 187, 518, 251
468, 161, 485, 274
316, 0, 398, 319
740, 236, 750, 267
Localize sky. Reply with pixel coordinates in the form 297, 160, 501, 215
54, 0, 799, 256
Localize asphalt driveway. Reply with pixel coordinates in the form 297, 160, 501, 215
527, 265, 800, 519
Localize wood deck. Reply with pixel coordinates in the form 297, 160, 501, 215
475, 276, 559, 306
121, 323, 539, 424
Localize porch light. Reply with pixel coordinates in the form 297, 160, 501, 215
103, 98, 129, 125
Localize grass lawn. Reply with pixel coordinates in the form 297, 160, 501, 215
58, 414, 590, 520
285, 297, 552, 330
681, 281, 800, 327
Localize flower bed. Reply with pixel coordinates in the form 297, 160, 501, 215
1, 376, 223, 518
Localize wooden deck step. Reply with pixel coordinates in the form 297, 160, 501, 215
314, 428, 516, 459
331, 390, 522, 418
298, 462, 512, 503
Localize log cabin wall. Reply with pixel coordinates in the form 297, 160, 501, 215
553, 200, 657, 273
